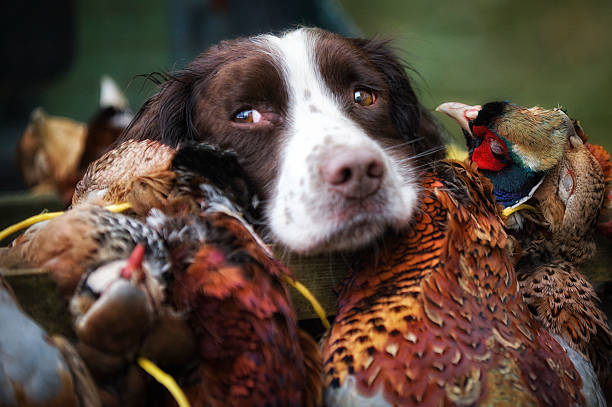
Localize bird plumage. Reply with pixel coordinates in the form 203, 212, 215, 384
0, 204, 168, 296
13, 141, 322, 406
154, 205, 322, 407
18, 77, 132, 204
438, 100, 612, 403
323, 161, 594, 406
437, 101, 571, 208
73, 139, 176, 207
0, 275, 101, 407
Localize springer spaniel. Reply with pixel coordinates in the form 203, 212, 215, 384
75, 28, 444, 254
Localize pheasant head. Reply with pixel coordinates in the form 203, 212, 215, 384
438, 101, 610, 263
437, 101, 571, 208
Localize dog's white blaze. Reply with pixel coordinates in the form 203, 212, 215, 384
262, 29, 419, 253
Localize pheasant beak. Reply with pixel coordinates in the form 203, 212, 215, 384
436, 102, 482, 135
120, 243, 146, 281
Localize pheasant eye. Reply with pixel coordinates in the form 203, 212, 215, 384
234, 109, 262, 124
471, 131, 509, 172
354, 89, 375, 106
563, 174, 573, 191
490, 139, 505, 157
558, 164, 575, 204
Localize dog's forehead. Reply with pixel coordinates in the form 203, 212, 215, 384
258, 29, 326, 97
258, 29, 385, 103
256, 28, 366, 124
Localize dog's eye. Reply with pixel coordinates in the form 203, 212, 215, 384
354, 89, 375, 106
234, 109, 262, 123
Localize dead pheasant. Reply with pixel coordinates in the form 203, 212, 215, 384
0, 274, 101, 407
0, 204, 168, 296
70, 243, 196, 407
18, 76, 132, 204
436, 101, 609, 262
438, 101, 611, 397
140, 143, 322, 406
121, 142, 257, 220
7, 142, 321, 406
322, 160, 604, 406
72, 139, 176, 207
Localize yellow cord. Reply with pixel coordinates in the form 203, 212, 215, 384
282, 275, 330, 330
0, 211, 62, 242
103, 202, 133, 213
0, 202, 132, 243
502, 203, 537, 218
137, 357, 190, 407
0, 200, 331, 332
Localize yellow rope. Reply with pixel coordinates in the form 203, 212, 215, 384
137, 357, 190, 407
0, 202, 132, 243
282, 275, 330, 330
0, 200, 332, 331
103, 202, 133, 213
502, 203, 537, 218
0, 211, 62, 243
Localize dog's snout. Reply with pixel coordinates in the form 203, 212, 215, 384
322, 148, 384, 199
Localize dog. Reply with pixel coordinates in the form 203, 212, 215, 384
76, 27, 445, 254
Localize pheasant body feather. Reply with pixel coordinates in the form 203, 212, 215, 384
323, 161, 594, 406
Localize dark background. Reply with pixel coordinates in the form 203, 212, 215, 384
1, 0, 610, 191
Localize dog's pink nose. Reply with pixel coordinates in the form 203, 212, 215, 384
323, 148, 384, 199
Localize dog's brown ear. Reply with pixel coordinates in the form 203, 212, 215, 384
117, 69, 201, 149
351, 38, 446, 165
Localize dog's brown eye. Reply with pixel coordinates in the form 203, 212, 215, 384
354, 89, 375, 106
234, 109, 262, 123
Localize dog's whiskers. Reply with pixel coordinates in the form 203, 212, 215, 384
383, 137, 424, 151
397, 146, 446, 164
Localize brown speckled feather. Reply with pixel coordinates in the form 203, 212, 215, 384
1, 205, 168, 295
323, 161, 584, 406
72, 139, 175, 206
533, 134, 606, 263
518, 261, 612, 376
163, 211, 322, 407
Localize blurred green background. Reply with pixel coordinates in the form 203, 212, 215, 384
339, 0, 612, 148
1, 0, 611, 191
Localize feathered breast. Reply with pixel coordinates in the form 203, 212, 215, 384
323, 160, 584, 406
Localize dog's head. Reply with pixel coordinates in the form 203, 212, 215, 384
124, 28, 444, 254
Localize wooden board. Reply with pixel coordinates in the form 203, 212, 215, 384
0, 251, 351, 337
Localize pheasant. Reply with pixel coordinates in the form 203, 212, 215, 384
0, 274, 101, 407
70, 243, 196, 407
137, 143, 322, 406
18, 76, 132, 204
120, 141, 257, 220
322, 160, 604, 406
0, 204, 168, 296
4, 141, 321, 406
72, 138, 176, 207
438, 101, 612, 395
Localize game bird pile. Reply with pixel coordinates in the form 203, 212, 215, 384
0, 99, 610, 407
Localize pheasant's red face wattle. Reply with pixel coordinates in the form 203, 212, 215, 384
471, 125, 510, 172
120, 243, 145, 280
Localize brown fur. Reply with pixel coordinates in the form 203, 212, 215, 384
73, 29, 444, 215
